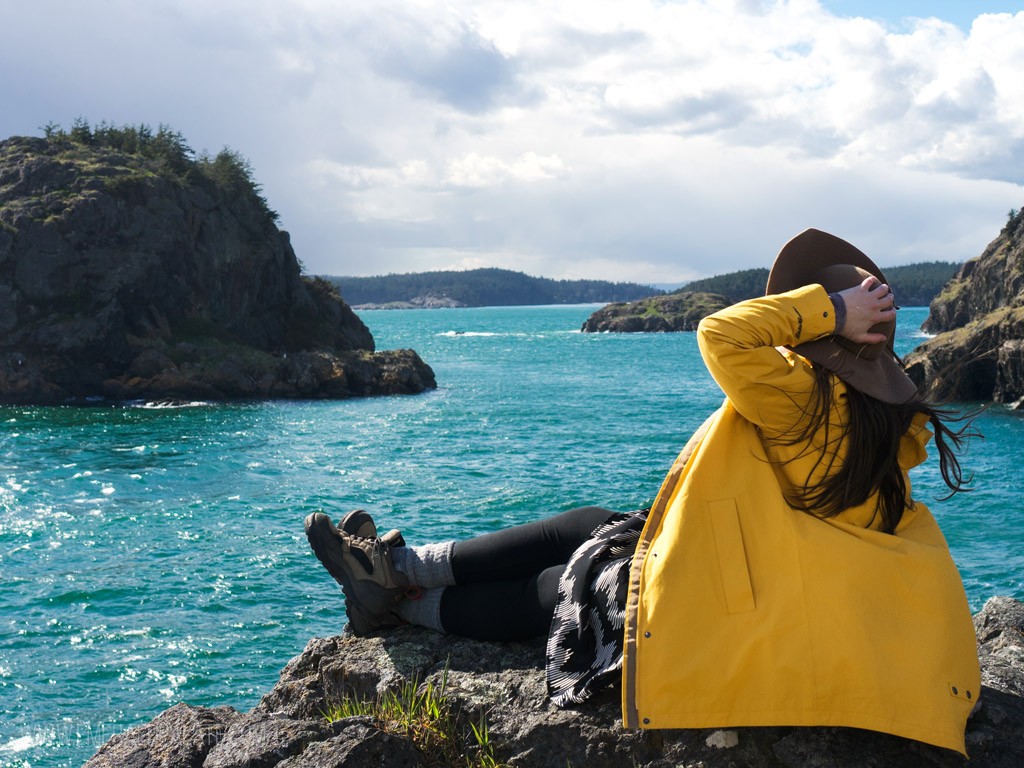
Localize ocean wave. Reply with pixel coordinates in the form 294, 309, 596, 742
0, 729, 54, 754
129, 400, 212, 409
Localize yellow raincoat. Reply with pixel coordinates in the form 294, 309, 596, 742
622, 284, 979, 754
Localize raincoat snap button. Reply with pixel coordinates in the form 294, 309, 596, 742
644, 632, 651, 638
643, 718, 650, 725
952, 686, 958, 695
967, 690, 972, 699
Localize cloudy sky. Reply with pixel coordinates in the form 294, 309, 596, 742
2, 1, 1022, 284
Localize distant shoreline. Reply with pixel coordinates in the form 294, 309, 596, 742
334, 262, 958, 311
354, 301, 610, 311
353, 302, 933, 312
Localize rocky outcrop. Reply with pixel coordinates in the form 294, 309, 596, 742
84, 596, 1024, 768
905, 211, 1024, 403
581, 292, 731, 333
0, 135, 435, 403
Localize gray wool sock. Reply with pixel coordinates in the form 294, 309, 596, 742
395, 587, 445, 632
391, 541, 456, 589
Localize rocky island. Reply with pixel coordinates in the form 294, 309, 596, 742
906, 209, 1024, 405
84, 596, 1024, 768
581, 292, 732, 333
0, 126, 435, 403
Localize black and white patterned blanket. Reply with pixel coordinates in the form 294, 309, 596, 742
545, 509, 648, 706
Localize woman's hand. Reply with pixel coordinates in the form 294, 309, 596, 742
836, 276, 897, 345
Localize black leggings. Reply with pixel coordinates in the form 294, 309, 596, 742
439, 505, 613, 641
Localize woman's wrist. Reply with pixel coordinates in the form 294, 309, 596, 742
827, 292, 847, 336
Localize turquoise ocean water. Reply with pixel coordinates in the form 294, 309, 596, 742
1, 304, 1022, 767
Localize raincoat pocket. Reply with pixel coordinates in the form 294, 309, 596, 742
708, 498, 755, 613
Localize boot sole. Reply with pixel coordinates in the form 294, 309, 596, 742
344, 599, 403, 637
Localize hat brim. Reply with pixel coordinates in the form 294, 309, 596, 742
793, 338, 918, 405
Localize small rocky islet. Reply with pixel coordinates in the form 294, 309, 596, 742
580, 292, 732, 333
0, 129, 435, 404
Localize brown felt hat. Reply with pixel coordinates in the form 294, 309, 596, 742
766, 228, 917, 404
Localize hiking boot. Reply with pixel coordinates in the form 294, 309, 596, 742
304, 512, 409, 621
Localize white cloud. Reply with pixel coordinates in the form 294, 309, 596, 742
445, 152, 567, 187
309, 159, 434, 191
0, 0, 1022, 280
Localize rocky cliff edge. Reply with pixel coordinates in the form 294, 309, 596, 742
84, 596, 1024, 768
0, 134, 435, 403
905, 210, 1024, 404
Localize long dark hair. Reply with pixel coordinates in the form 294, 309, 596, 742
769, 366, 980, 534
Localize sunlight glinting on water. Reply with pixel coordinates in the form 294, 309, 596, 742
0, 304, 1021, 767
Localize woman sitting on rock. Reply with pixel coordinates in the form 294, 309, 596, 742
305, 229, 980, 755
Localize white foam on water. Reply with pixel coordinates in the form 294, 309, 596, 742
1, 729, 53, 754
131, 400, 212, 409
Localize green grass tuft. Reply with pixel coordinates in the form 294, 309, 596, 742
322, 665, 507, 768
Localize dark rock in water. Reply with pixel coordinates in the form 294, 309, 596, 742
0, 135, 435, 403
84, 596, 1024, 768
904, 306, 1024, 403
581, 291, 731, 333
905, 211, 1024, 403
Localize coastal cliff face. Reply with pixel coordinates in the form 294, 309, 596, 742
905, 211, 1024, 403
83, 596, 1024, 768
0, 134, 435, 402
581, 292, 731, 333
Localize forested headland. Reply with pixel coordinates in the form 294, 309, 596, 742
680, 262, 960, 306
326, 268, 660, 308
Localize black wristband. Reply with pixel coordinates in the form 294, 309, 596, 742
827, 292, 846, 336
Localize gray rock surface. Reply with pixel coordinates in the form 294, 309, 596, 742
202, 712, 334, 768
274, 720, 423, 767
84, 596, 1024, 768
581, 291, 732, 333
0, 135, 435, 403
84, 703, 240, 768
905, 211, 1024, 402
